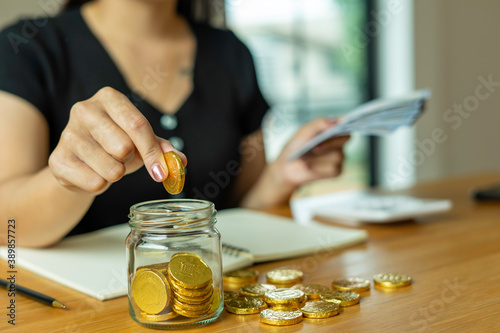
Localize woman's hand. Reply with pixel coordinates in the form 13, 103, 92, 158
48, 87, 187, 194
271, 117, 349, 188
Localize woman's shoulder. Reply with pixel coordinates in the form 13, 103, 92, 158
0, 9, 79, 55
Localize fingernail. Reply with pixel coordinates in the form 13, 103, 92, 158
151, 164, 166, 182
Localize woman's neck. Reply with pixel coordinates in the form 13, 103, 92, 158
86, 0, 184, 41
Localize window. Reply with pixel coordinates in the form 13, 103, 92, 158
226, 0, 372, 189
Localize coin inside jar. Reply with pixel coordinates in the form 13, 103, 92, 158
168, 252, 212, 289
132, 268, 171, 314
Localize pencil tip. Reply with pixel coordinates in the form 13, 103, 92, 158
53, 300, 67, 309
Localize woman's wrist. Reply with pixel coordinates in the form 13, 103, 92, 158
240, 161, 296, 209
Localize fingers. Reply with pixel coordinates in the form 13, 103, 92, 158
304, 150, 344, 178
311, 135, 350, 155
96, 87, 168, 182
157, 137, 187, 167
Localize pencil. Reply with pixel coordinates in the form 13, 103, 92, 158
0, 278, 66, 309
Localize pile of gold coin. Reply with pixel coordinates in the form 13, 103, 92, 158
131, 252, 220, 321
222, 268, 412, 326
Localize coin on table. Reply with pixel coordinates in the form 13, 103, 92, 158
138, 310, 178, 322
299, 300, 340, 319
265, 288, 306, 305
223, 290, 239, 304
331, 277, 371, 293
239, 283, 276, 297
132, 268, 171, 314
319, 290, 360, 307
260, 309, 303, 326
226, 297, 268, 315
167, 252, 212, 289
266, 269, 303, 286
291, 284, 330, 299
373, 273, 412, 288
223, 269, 259, 284
162, 151, 185, 194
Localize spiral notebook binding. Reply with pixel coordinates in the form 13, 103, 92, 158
222, 243, 251, 257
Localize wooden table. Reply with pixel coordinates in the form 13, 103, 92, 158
2, 173, 500, 332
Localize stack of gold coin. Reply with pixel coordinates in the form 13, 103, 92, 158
299, 300, 340, 319
264, 288, 306, 310
131, 263, 172, 317
266, 268, 304, 287
239, 283, 276, 298
259, 309, 303, 326
331, 277, 371, 293
226, 297, 268, 315
373, 273, 412, 289
291, 283, 330, 300
167, 252, 216, 318
319, 290, 360, 307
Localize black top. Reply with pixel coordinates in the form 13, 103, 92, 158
0, 9, 269, 235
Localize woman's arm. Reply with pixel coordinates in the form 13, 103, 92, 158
0, 88, 186, 247
237, 118, 349, 209
0, 92, 95, 247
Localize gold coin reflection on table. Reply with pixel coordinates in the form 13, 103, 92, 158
319, 290, 360, 307
266, 268, 304, 285
223, 290, 239, 304
259, 309, 303, 326
331, 277, 371, 293
132, 268, 171, 314
239, 283, 276, 297
373, 273, 412, 288
226, 297, 268, 315
264, 288, 306, 305
162, 151, 185, 194
291, 283, 330, 299
168, 252, 212, 289
223, 269, 259, 284
299, 300, 340, 319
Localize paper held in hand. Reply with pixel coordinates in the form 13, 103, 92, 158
289, 89, 431, 160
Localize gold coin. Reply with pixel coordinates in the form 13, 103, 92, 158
162, 151, 185, 194
332, 277, 370, 293
173, 287, 213, 305
208, 291, 222, 314
168, 252, 212, 289
259, 309, 303, 326
239, 283, 276, 297
172, 293, 213, 313
172, 304, 210, 318
226, 297, 268, 315
319, 290, 360, 307
137, 262, 169, 274
266, 269, 303, 285
223, 290, 239, 304
170, 278, 213, 298
373, 273, 412, 288
138, 310, 178, 322
223, 269, 259, 284
299, 300, 340, 319
131, 269, 171, 314
265, 288, 306, 305
291, 284, 330, 299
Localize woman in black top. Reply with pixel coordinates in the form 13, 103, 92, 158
0, 0, 348, 247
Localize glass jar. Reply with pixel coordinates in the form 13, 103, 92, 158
126, 199, 223, 329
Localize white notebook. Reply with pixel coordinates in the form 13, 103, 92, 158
0, 208, 367, 300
